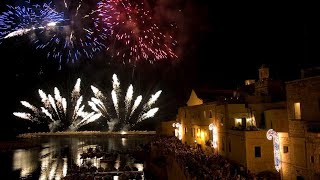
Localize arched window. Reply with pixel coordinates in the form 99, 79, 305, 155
209, 111, 213, 118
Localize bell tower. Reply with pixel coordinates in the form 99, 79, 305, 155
259, 64, 269, 81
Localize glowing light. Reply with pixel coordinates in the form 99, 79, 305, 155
172, 122, 182, 140
121, 138, 127, 146
134, 163, 144, 171
209, 123, 218, 148
46, 22, 57, 27
266, 129, 281, 172
13, 149, 38, 178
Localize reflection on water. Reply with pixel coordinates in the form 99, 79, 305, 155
13, 149, 39, 178
4, 136, 151, 179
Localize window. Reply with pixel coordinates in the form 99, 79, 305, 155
294, 102, 301, 119
228, 141, 231, 152
203, 111, 206, 118
184, 127, 187, 135
192, 128, 195, 137
283, 146, 288, 153
222, 139, 225, 151
255, 146, 261, 157
310, 156, 314, 163
209, 111, 213, 118
297, 176, 304, 180
242, 118, 247, 127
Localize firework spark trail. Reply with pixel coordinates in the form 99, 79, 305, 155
75, 0, 83, 17
48, 94, 60, 120
72, 96, 83, 122
129, 95, 142, 117
135, 90, 161, 124
0, 1, 64, 41
111, 90, 119, 118
41, 107, 54, 121
39, 89, 51, 108
54, 87, 62, 102
124, 84, 133, 120
111, 74, 121, 118
90, 97, 107, 112
71, 78, 81, 101
13, 78, 101, 132
95, 0, 178, 63
72, 112, 102, 128
91, 85, 106, 100
54, 87, 64, 114
112, 74, 120, 94
64, 0, 68, 8
62, 98, 67, 114
88, 101, 101, 113
88, 90, 108, 118
12, 112, 33, 120
4, 28, 32, 39
137, 107, 159, 122
21, 101, 39, 113
145, 90, 162, 109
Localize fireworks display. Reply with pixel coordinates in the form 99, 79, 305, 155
13, 78, 102, 132
0, 0, 179, 65
0, 1, 64, 42
31, 0, 107, 64
89, 73, 161, 131
95, 0, 178, 63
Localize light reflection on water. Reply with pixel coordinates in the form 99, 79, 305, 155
7, 136, 150, 179
13, 149, 39, 178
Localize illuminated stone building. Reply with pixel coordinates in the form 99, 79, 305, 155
281, 74, 320, 180
172, 66, 288, 173
172, 65, 288, 175
161, 66, 320, 179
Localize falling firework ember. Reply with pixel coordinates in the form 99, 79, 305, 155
13, 78, 102, 132
95, 0, 178, 63
89, 73, 162, 131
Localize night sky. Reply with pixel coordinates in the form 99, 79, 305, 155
0, 0, 319, 139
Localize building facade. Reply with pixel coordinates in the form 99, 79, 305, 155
161, 66, 320, 179
282, 76, 320, 180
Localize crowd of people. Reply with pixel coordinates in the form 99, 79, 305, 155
151, 136, 263, 180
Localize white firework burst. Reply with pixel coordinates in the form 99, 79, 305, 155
13, 78, 101, 132
89, 74, 162, 131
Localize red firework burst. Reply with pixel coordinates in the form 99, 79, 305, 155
95, 0, 178, 63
